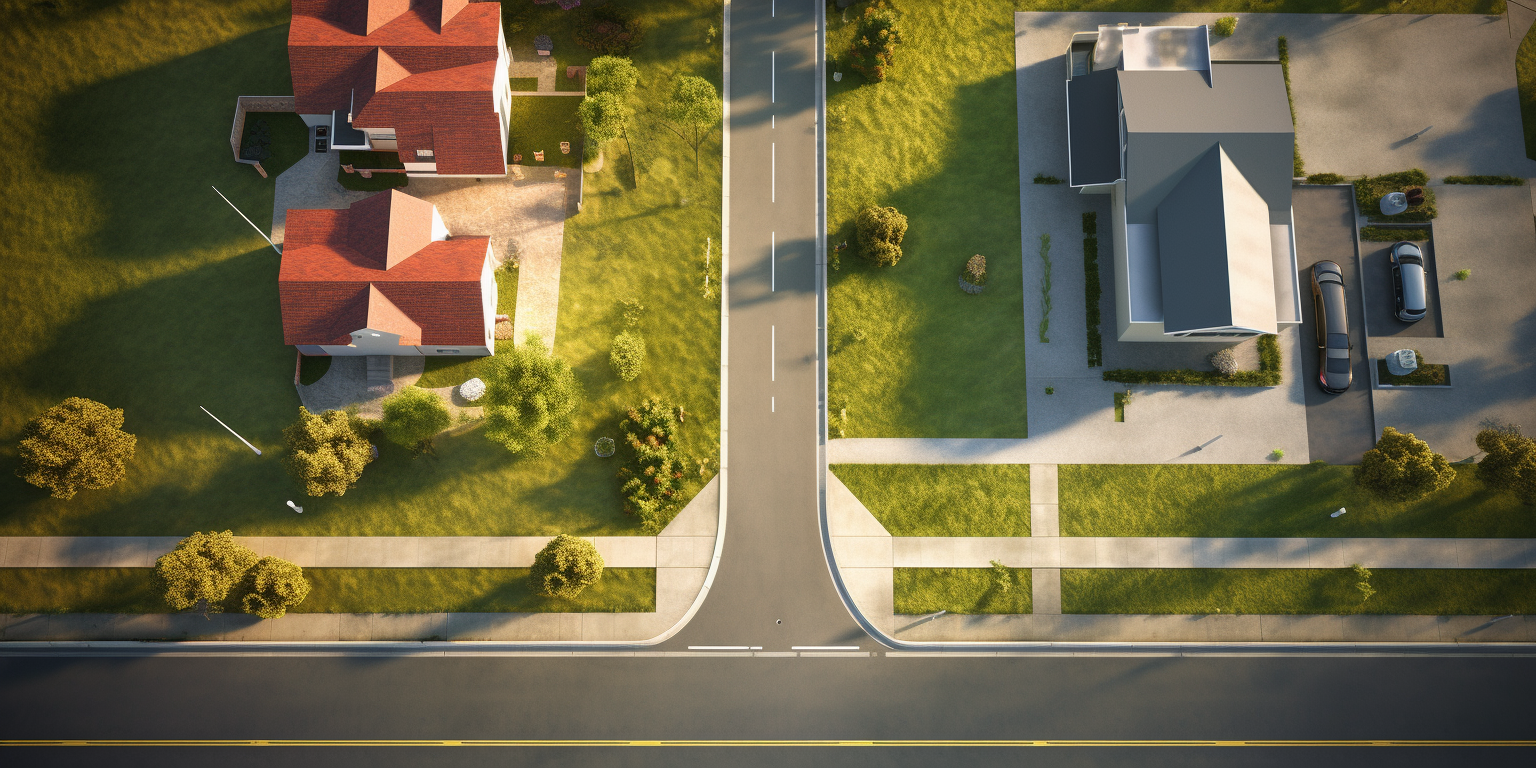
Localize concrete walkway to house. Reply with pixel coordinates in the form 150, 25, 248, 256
828, 470, 1536, 643
0, 479, 719, 643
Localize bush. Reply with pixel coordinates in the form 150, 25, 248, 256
530, 534, 604, 598
1209, 348, 1239, 376
1084, 215, 1102, 367
1455, 269, 1471, 281
855, 205, 908, 266
1476, 427, 1536, 505
1211, 16, 1238, 37
1306, 172, 1346, 185
16, 397, 137, 500
585, 55, 639, 97
482, 335, 583, 456
284, 407, 373, 497
1033, 174, 1063, 184
1354, 426, 1455, 502
617, 399, 696, 533
155, 531, 259, 613
848, 2, 903, 83
380, 386, 451, 453
961, 254, 987, 286
1444, 175, 1526, 186
1360, 226, 1430, 242
240, 556, 311, 619
610, 330, 647, 381
1105, 335, 1280, 386
579, 91, 629, 145
574, 5, 648, 55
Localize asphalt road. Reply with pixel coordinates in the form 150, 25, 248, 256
2, 6, 1535, 767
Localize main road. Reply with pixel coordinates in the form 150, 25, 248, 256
2, 3, 1535, 766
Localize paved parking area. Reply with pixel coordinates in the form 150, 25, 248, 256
1294, 186, 1378, 464
1369, 185, 1536, 459
1362, 235, 1443, 339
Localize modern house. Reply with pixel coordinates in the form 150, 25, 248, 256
280, 190, 498, 357
1065, 24, 1300, 342
289, 0, 512, 177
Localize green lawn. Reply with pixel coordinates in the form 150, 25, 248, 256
1520, 18, 1536, 160
1064, 568, 1536, 615
0, 567, 654, 614
508, 95, 584, 169
239, 111, 309, 178
0, 0, 720, 538
831, 464, 1029, 536
894, 567, 1031, 615
416, 266, 520, 388
1060, 464, 1533, 538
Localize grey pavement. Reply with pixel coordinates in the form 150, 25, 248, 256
269, 147, 372, 246
1368, 185, 1536, 461
1294, 185, 1378, 464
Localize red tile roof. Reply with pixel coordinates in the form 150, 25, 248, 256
280, 190, 492, 347
290, 0, 506, 176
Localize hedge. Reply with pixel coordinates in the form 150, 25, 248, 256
1083, 212, 1102, 367
1103, 334, 1281, 387
1360, 226, 1429, 242
1443, 175, 1525, 186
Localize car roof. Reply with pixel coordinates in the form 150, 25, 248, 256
1401, 262, 1427, 310
1394, 242, 1422, 257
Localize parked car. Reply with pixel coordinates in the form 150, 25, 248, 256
1310, 260, 1353, 394
1390, 241, 1428, 323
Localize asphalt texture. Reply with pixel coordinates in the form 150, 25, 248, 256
3, 7, 1536, 767
1294, 186, 1379, 464
1361, 237, 1444, 339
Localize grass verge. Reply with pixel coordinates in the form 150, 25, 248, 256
1064, 568, 1536, 615
1360, 226, 1429, 242
1061, 463, 1533, 538
1278, 36, 1302, 176
0, 567, 656, 614
832, 464, 1029, 536
894, 567, 1031, 615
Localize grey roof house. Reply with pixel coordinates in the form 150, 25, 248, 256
1066, 24, 1301, 342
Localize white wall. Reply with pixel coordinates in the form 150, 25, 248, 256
480, 242, 498, 354
299, 113, 330, 129
318, 328, 421, 356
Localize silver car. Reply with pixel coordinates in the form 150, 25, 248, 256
1390, 241, 1427, 323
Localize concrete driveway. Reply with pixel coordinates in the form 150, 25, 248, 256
1294, 186, 1378, 464
1361, 235, 1444, 339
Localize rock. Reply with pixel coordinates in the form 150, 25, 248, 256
459, 378, 486, 402
1379, 192, 1408, 216
1385, 349, 1418, 376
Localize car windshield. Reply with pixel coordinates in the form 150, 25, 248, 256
1326, 357, 1351, 374
1327, 333, 1349, 349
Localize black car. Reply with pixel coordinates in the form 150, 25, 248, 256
1390, 241, 1428, 323
1310, 260, 1352, 394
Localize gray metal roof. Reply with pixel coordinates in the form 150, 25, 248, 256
1066, 68, 1121, 187
1119, 63, 1294, 135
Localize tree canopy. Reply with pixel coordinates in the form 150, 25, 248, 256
1476, 427, 1536, 505
579, 91, 631, 146
662, 75, 722, 173
585, 55, 639, 97
1354, 426, 1455, 502
380, 386, 451, 453
16, 397, 137, 499
155, 531, 260, 613
283, 407, 373, 496
482, 335, 583, 456
530, 534, 605, 598
240, 556, 312, 619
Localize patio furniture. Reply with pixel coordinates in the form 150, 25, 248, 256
535, 35, 553, 56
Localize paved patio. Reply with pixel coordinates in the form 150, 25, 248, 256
296, 354, 425, 419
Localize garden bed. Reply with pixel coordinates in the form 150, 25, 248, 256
1103, 334, 1281, 387
1355, 169, 1437, 222
894, 567, 1031, 615
1376, 353, 1449, 386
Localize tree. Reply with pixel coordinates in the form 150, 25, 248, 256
155, 531, 259, 613
482, 334, 583, 456
855, 205, 908, 266
609, 331, 647, 381
240, 556, 312, 619
1476, 427, 1536, 504
617, 399, 694, 533
579, 91, 630, 146
847, 3, 904, 82
16, 397, 137, 500
380, 386, 451, 454
661, 75, 722, 174
1354, 426, 1455, 502
283, 407, 373, 497
586, 55, 639, 97
530, 534, 604, 598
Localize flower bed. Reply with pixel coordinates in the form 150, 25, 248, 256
1103, 334, 1282, 387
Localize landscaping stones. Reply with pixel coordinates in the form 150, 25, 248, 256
459, 378, 486, 402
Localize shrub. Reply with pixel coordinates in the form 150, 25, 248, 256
1270, 448, 1286, 461
240, 556, 311, 619
848, 2, 903, 83
531, 534, 604, 598
1033, 174, 1063, 184
855, 205, 908, 266
585, 55, 639, 97
610, 331, 647, 381
620, 296, 646, 326
1475, 427, 1536, 505
16, 397, 137, 500
1209, 348, 1239, 376
1354, 426, 1455, 502
155, 531, 259, 613
574, 5, 648, 55
283, 407, 373, 497
962, 254, 987, 286
1038, 233, 1053, 343
617, 399, 695, 533
1454, 269, 1471, 281
482, 335, 583, 456
1360, 226, 1430, 242
990, 560, 1012, 593
1306, 172, 1346, 185
1211, 16, 1238, 37
1278, 36, 1302, 176
1443, 175, 1526, 186
380, 387, 451, 453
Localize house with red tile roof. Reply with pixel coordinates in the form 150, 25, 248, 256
280, 190, 498, 356
290, 0, 511, 177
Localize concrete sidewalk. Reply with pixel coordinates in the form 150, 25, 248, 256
883, 537, 1536, 570
0, 479, 720, 643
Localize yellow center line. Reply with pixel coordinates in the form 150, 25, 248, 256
2, 739, 1534, 748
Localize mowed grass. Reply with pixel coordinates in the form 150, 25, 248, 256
1060, 464, 1534, 538
508, 95, 584, 169
831, 464, 1029, 536
826, 4, 1025, 438
0, 568, 654, 614
0, 0, 720, 538
894, 567, 1031, 615
1064, 568, 1536, 615
1520, 18, 1536, 159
